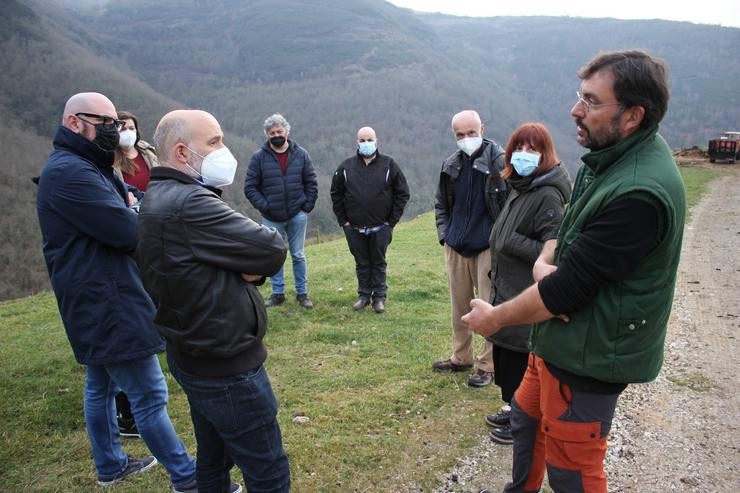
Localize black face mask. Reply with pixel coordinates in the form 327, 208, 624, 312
269, 136, 286, 148
93, 124, 121, 152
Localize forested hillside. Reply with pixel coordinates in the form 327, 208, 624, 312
2, 0, 738, 300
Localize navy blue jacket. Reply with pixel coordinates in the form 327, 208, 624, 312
36, 126, 164, 365
244, 140, 318, 222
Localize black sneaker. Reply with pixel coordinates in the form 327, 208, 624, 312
489, 424, 513, 445
118, 418, 140, 438
296, 293, 314, 309
432, 359, 473, 372
484, 406, 511, 428
468, 369, 494, 387
174, 479, 243, 493
97, 455, 157, 486
266, 293, 285, 307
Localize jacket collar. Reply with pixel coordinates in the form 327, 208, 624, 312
53, 125, 115, 168
581, 125, 659, 175
442, 138, 501, 177
149, 166, 223, 196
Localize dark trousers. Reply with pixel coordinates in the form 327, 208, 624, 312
168, 354, 290, 493
492, 345, 529, 403
343, 225, 393, 300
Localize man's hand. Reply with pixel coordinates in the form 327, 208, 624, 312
127, 192, 138, 207
533, 239, 558, 282
461, 299, 500, 338
241, 274, 262, 283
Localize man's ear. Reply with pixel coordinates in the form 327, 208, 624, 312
622, 105, 645, 135
480, 123, 486, 137
174, 143, 190, 164
64, 114, 82, 134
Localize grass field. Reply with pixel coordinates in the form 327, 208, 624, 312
0, 165, 723, 492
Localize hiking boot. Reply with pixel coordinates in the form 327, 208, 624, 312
266, 293, 285, 307
485, 406, 511, 428
118, 418, 140, 438
174, 479, 243, 493
432, 359, 473, 372
489, 424, 513, 444
372, 298, 385, 314
96, 455, 157, 486
353, 297, 370, 310
297, 293, 314, 309
468, 369, 494, 387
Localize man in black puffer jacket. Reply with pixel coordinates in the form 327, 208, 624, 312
244, 113, 318, 309
137, 109, 290, 493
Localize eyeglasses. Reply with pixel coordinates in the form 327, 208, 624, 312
575, 91, 622, 113
75, 112, 126, 131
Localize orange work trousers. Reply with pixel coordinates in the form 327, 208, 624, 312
504, 354, 622, 493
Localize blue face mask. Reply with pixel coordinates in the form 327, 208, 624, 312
358, 141, 377, 157
510, 151, 540, 176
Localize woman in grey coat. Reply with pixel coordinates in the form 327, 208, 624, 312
484, 123, 572, 444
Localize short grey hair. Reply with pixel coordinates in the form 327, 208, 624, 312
153, 116, 192, 163
263, 113, 290, 134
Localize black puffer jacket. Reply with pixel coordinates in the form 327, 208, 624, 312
488, 164, 572, 352
137, 167, 287, 377
244, 140, 318, 222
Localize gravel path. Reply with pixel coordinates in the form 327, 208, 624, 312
433, 167, 740, 493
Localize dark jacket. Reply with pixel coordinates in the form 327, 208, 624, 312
434, 139, 508, 245
488, 164, 572, 352
137, 167, 287, 377
36, 126, 164, 365
330, 151, 410, 227
531, 127, 686, 383
244, 139, 318, 222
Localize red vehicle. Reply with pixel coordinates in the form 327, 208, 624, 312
708, 131, 740, 163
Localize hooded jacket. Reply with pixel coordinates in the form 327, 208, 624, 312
137, 167, 287, 377
36, 126, 164, 365
488, 164, 572, 351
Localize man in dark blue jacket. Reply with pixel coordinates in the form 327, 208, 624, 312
35, 92, 196, 490
244, 113, 318, 309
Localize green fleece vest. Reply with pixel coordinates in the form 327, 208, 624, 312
530, 126, 686, 383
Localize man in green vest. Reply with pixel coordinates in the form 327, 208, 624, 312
463, 50, 686, 493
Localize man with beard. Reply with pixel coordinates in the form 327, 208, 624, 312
36, 93, 196, 489
463, 51, 686, 492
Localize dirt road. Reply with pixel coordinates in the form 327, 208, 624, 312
433, 166, 740, 493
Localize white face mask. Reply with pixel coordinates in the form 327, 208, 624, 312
118, 129, 137, 149
456, 136, 483, 156
187, 146, 239, 188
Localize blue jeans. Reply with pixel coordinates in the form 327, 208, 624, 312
168, 355, 290, 493
262, 211, 308, 295
84, 354, 196, 487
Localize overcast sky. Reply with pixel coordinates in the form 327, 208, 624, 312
387, 0, 740, 28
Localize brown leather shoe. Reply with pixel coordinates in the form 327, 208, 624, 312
352, 297, 370, 310
372, 299, 385, 313
432, 359, 473, 372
